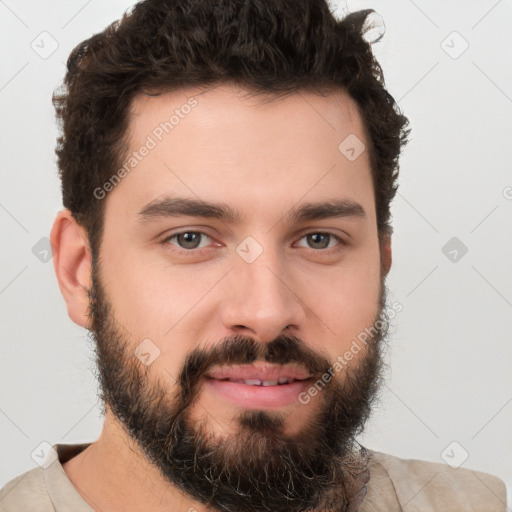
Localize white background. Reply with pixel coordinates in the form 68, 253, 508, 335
1, 0, 511, 498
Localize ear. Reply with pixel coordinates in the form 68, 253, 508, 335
50, 210, 92, 329
380, 233, 392, 278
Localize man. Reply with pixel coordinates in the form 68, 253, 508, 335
0, 0, 507, 510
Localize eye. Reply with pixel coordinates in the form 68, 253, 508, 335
164, 231, 212, 250
296, 232, 343, 250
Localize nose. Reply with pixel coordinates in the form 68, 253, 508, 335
220, 248, 306, 343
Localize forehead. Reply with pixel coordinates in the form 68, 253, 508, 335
129, 83, 366, 145
108, 83, 374, 226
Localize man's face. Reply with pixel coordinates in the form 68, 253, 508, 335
89, 84, 389, 511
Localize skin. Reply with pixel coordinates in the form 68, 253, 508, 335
51, 83, 391, 512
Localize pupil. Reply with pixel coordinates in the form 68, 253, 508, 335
179, 232, 200, 249
308, 233, 329, 249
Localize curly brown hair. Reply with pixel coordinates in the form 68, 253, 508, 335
53, 0, 409, 256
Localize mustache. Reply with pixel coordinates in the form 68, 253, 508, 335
177, 334, 332, 403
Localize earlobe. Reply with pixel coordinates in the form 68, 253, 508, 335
50, 210, 92, 329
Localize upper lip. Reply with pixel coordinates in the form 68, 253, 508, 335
206, 362, 312, 382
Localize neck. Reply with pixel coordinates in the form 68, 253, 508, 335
62, 410, 212, 512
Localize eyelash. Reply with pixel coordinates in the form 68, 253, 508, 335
161, 230, 346, 255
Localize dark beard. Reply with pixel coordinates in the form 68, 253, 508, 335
87, 261, 388, 512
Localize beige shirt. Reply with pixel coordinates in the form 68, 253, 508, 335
0, 443, 507, 511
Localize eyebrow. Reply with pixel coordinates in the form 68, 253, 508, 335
286, 199, 366, 223
137, 197, 242, 223
136, 196, 366, 224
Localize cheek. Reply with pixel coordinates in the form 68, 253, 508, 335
298, 245, 382, 350
99, 239, 227, 348
307, 281, 380, 349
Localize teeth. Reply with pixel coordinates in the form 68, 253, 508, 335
223, 378, 296, 386
240, 378, 294, 386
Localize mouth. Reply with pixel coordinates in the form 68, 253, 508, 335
206, 361, 312, 382
204, 363, 313, 409
210, 377, 307, 386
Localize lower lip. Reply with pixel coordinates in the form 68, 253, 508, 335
204, 378, 311, 409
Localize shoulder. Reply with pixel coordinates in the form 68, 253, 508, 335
0, 466, 53, 512
364, 449, 506, 512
